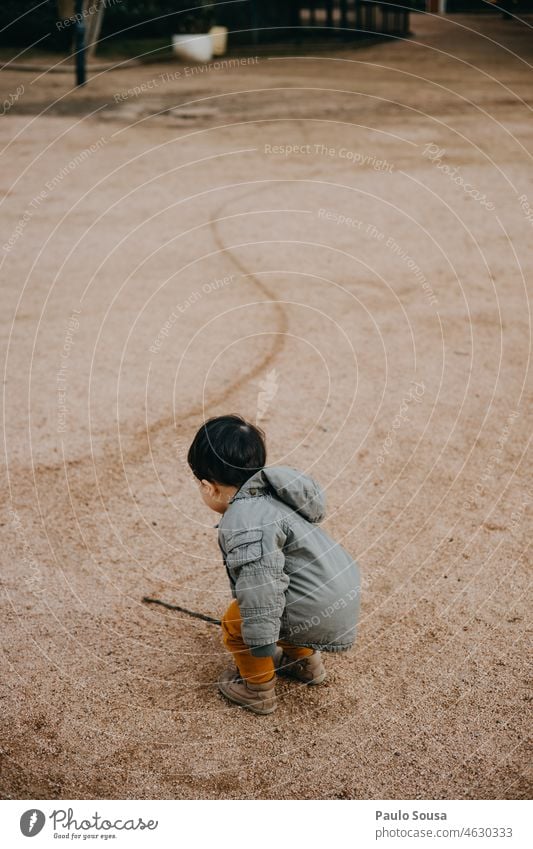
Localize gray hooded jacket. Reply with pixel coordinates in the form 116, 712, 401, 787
218, 466, 361, 653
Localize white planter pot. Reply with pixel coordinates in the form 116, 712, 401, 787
210, 26, 228, 57
172, 33, 213, 63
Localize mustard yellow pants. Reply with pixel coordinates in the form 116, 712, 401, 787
221, 599, 313, 684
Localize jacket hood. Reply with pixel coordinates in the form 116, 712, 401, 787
254, 465, 326, 523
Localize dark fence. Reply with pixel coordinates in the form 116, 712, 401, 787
0, 0, 410, 50
215, 1, 411, 43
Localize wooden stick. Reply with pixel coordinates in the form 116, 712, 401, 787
142, 596, 221, 625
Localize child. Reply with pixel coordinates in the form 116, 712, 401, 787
188, 414, 361, 715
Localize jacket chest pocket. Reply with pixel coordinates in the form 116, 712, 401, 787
225, 529, 264, 568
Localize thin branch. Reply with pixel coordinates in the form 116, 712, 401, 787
142, 596, 222, 625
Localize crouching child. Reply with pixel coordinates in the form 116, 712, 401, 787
188, 414, 361, 715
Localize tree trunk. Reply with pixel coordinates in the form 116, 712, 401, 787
56, 0, 106, 57
85, 0, 106, 58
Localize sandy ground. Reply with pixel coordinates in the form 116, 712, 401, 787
0, 13, 531, 800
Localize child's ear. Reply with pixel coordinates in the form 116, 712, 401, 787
201, 479, 216, 496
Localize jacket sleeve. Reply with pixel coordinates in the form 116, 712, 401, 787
221, 522, 289, 649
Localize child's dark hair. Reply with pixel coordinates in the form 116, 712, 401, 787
187, 414, 267, 487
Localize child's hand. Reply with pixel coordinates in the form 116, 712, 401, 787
250, 643, 277, 657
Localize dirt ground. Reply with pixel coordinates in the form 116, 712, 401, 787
0, 13, 531, 800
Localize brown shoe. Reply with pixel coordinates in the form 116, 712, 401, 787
218, 667, 277, 715
274, 648, 327, 685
